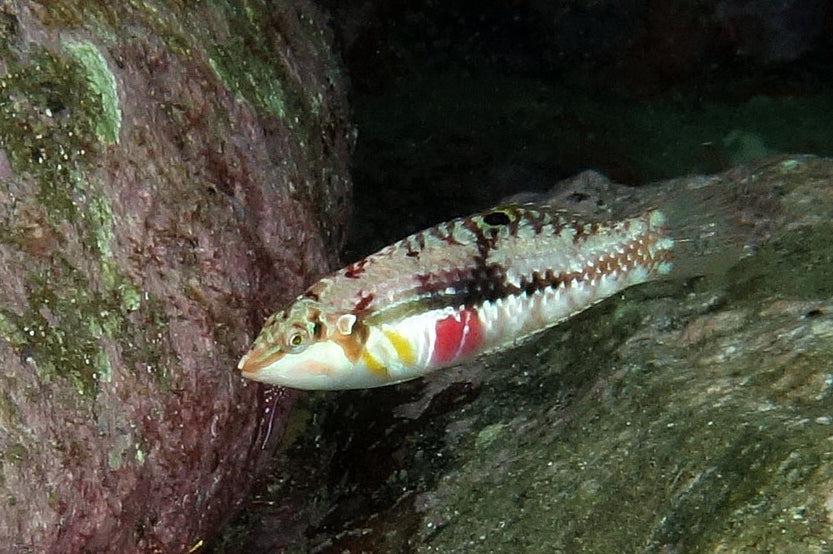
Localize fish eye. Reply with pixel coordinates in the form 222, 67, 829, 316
284, 325, 310, 353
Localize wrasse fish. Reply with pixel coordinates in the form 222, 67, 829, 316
239, 195, 753, 390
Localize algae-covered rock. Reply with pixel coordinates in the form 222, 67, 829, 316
0, 1, 351, 551
229, 156, 833, 552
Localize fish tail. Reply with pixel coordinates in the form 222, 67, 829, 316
652, 177, 783, 280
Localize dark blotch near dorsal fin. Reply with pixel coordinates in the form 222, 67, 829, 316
482, 211, 511, 226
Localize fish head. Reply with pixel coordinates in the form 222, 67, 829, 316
238, 298, 367, 390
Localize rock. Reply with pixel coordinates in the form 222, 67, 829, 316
0, 1, 351, 552
227, 156, 833, 552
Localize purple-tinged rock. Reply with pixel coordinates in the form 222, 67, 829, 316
0, 1, 351, 551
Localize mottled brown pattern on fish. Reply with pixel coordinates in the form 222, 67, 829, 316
521, 270, 563, 295
330, 318, 369, 363
345, 258, 369, 279
301, 205, 667, 324
522, 209, 546, 234
305, 280, 328, 301
432, 222, 460, 246
353, 290, 375, 313
576, 220, 603, 243
460, 217, 494, 261
414, 269, 472, 295
501, 230, 671, 297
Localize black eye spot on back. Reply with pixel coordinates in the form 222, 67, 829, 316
483, 211, 511, 226
804, 308, 823, 318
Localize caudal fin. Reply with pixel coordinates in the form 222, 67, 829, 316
650, 176, 784, 280
541, 170, 785, 280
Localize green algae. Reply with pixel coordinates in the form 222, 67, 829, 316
207, 11, 290, 120
205, 0, 328, 122
0, 392, 21, 429
203, 0, 350, 254
62, 40, 121, 144
119, 293, 174, 393
209, 52, 288, 119
3, 0, 327, 135
0, 46, 102, 220
0, 260, 119, 397
0, 42, 161, 397
3, 444, 28, 468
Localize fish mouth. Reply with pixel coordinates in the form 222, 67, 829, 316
238, 346, 283, 378
237, 340, 361, 389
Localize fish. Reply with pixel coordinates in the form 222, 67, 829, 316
238, 190, 760, 390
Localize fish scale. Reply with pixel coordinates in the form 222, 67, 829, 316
238, 203, 677, 390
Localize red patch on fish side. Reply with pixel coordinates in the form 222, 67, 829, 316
432, 307, 483, 366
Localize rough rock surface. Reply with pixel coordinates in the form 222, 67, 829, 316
222, 156, 833, 552
0, 1, 351, 551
